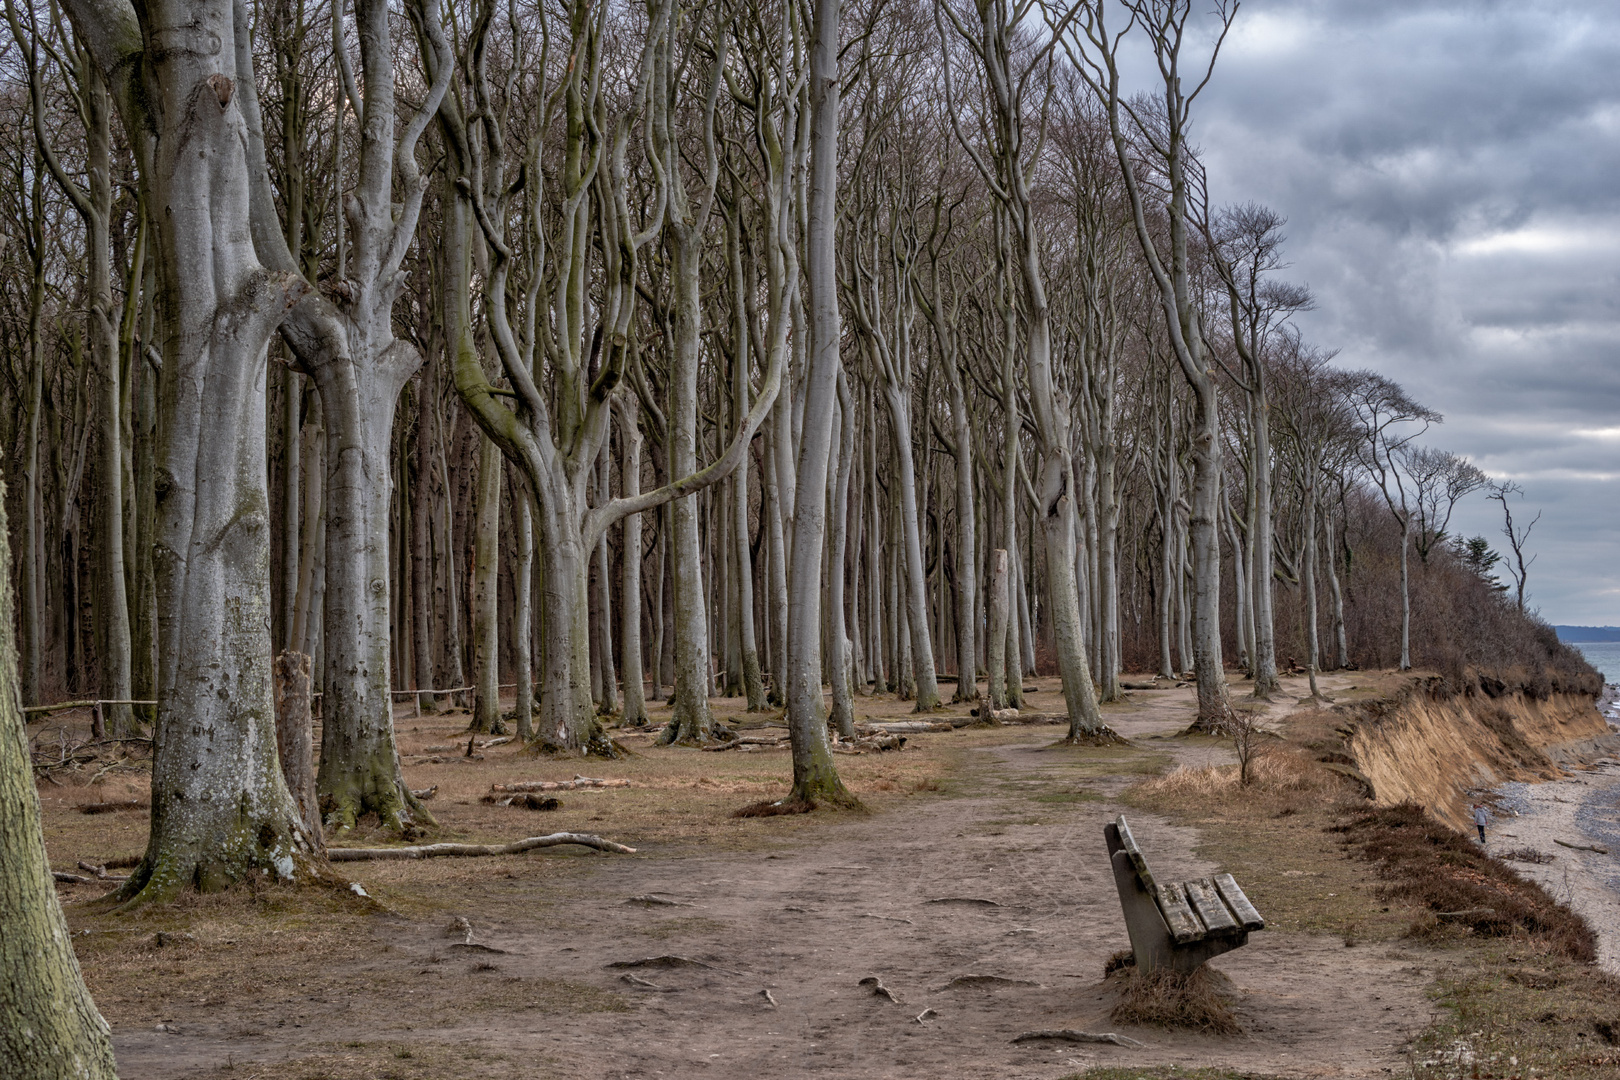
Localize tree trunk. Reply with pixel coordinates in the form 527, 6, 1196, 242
618, 401, 648, 725
1249, 372, 1280, 697
0, 479, 118, 1077
595, 450, 618, 715
511, 470, 535, 740
63, 0, 319, 904
987, 548, 1009, 709
1325, 501, 1350, 670
785, 0, 855, 807
411, 362, 437, 711
1398, 513, 1412, 670
470, 433, 504, 734
274, 650, 322, 847
826, 371, 856, 738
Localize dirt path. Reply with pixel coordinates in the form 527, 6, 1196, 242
110, 678, 1437, 1080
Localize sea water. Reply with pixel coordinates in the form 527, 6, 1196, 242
1570, 641, 1620, 686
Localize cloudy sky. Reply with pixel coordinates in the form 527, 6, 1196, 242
1121, 1, 1620, 624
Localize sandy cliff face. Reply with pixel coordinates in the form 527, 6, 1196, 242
1295, 675, 1616, 831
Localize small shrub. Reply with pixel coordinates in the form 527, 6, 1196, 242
1110, 966, 1241, 1035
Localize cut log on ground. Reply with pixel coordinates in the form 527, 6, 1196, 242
328, 832, 636, 860
858, 721, 953, 734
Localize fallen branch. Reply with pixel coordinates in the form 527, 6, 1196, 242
1011, 1030, 1144, 1048
925, 896, 1002, 907
1554, 838, 1610, 854
621, 973, 675, 991
760, 989, 778, 1008
328, 832, 635, 861
490, 776, 632, 793
914, 1009, 938, 1024
52, 871, 97, 885
857, 721, 953, 734
76, 861, 129, 882
625, 894, 695, 907
480, 793, 562, 811
862, 913, 915, 925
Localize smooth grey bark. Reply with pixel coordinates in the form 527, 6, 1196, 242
595, 450, 618, 715
63, 0, 317, 904
1072, 0, 1236, 726
726, 209, 767, 711
617, 398, 648, 725
847, 239, 942, 711
1325, 499, 1350, 669
826, 370, 857, 738
987, 548, 1010, 709
9, 3, 134, 733
0, 479, 118, 1078
411, 361, 437, 711
939, 9, 1104, 735
470, 434, 503, 734
512, 469, 535, 740
784, 0, 855, 807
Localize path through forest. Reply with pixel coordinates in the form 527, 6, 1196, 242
104, 676, 1440, 1079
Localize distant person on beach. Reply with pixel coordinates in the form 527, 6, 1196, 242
1473, 803, 1488, 844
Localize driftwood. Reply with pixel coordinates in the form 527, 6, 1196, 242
1011, 1030, 1144, 1048
328, 832, 635, 861
859, 976, 902, 1003
489, 776, 631, 793
1554, 838, 1609, 854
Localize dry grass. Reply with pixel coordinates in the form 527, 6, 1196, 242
1331, 802, 1597, 961
1108, 964, 1242, 1036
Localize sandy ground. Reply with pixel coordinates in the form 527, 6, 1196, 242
1491, 758, 1620, 974
98, 673, 1447, 1080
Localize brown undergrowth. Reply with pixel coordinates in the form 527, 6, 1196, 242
1108, 964, 1242, 1036
1331, 801, 1596, 961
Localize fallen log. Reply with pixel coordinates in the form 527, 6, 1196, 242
1011, 1030, 1143, 1048
1554, 838, 1609, 854
480, 793, 562, 811
489, 776, 632, 793
328, 832, 635, 861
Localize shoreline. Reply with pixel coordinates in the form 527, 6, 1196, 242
1491, 756, 1620, 973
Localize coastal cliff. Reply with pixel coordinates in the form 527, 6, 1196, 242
1287, 673, 1617, 831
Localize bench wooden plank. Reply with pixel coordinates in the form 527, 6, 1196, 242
1185, 877, 1241, 936
1113, 816, 1159, 895
1154, 883, 1205, 944
1214, 873, 1265, 931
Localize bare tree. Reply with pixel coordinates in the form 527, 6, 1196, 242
1404, 446, 1488, 564
1488, 480, 1540, 611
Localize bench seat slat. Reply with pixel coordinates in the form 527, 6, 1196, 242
1215, 873, 1265, 931
1154, 883, 1205, 944
1184, 877, 1241, 937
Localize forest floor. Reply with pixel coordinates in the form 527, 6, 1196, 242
31, 670, 1615, 1079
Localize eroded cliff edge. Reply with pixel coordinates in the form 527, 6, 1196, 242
1285, 671, 1619, 831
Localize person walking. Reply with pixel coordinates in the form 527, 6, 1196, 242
1472, 802, 1489, 844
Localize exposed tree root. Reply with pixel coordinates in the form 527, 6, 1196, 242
1057, 726, 1127, 747
1011, 1030, 1144, 1048
328, 832, 636, 861
732, 797, 817, 818
859, 976, 902, 1003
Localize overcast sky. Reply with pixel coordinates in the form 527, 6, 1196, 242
1122, 1, 1620, 624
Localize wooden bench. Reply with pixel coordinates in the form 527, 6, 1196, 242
1104, 814, 1264, 974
